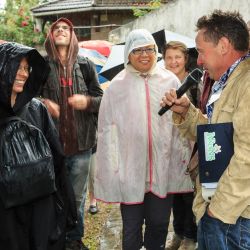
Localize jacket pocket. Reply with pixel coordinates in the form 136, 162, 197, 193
239, 217, 250, 249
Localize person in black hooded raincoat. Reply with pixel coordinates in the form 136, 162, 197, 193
0, 42, 77, 250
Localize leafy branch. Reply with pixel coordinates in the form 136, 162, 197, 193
132, 0, 161, 17
0, 0, 46, 46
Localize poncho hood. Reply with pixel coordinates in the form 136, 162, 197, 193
124, 29, 158, 69
0, 42, 49, 117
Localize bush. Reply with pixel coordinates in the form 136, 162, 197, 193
132, 0, 161, 17
0, 1, 46, 46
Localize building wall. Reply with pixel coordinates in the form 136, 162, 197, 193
34, 9, 135, 41
109, 0, 250, 43
90, 9, 135, 40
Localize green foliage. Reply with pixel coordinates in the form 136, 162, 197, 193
132, 0, 161, 17
0, 0, 46, 46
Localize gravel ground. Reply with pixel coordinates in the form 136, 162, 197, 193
83, 198, 114, 249
83, 199, 175, 250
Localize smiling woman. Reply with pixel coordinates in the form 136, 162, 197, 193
162, 40, 199, 250
128, 44, 156, 73
95, 29, 195, 250
0, 42, 76, 250
163, 41, 189, 81
11, 58, 30, 106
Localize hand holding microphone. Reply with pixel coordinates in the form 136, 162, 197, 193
158, 68, 203, 116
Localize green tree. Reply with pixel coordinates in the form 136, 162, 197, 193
132, 0, 161, 17
0, 0, 46, 46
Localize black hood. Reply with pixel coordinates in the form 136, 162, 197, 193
0, 42, 49, 117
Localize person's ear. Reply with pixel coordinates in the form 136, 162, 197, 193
218, 37, 230, 55
128, 54, 132, 63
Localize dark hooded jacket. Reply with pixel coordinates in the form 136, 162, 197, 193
0, 42, 77, 250
41, 18, 103, 154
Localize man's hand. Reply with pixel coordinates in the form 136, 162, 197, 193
42, 98, 60, 118
160, 88, 191, 118
68, 94, 90, 110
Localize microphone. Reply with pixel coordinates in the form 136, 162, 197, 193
158, 68, 203, 116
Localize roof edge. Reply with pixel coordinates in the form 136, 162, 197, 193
32, 6, 152, 16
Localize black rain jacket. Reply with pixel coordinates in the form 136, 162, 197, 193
0, 42, 77, 250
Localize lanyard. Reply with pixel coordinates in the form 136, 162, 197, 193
206, 53, 250, 123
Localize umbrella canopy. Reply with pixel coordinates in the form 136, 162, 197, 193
164, 30, 195, 48
100, 30, 196, 81
78, 46, 109, 86
152, 29, 166, 53
78, 47, 107, 66
78, 40, 113, 57
99, 45, 125, 81
95, 64, 109, 85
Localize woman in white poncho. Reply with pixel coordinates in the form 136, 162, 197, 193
94, 29, 193, 250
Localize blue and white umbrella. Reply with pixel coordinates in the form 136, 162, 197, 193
78, 47, 109, 86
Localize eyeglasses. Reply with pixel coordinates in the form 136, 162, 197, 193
132, 47, 156, 55
53, 25, 71, 31
18, 65, 32, 74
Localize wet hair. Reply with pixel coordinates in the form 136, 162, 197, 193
196, 10, 249, 52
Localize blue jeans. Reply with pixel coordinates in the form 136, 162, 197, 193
198, 210, 250, 250
65, 150, 92, 241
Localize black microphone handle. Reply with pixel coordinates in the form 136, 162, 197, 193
158, 103, 173, 116
158, 68, 203, 116
158, 83, 190, 116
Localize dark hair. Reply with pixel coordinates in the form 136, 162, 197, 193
196, 10, 249, 52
